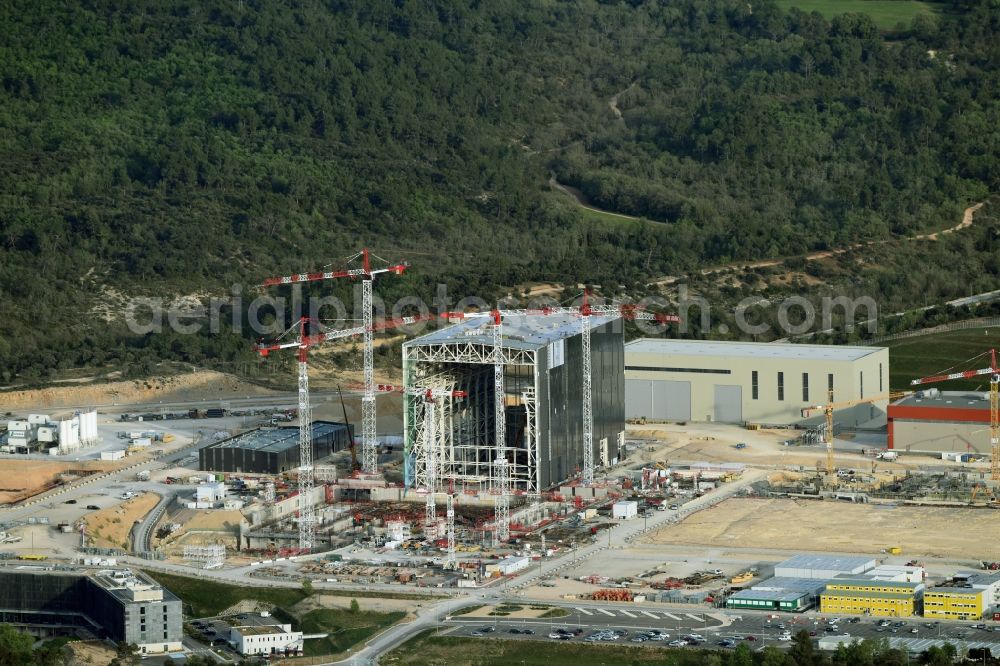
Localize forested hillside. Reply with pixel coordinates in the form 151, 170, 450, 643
0, 0, 997, 383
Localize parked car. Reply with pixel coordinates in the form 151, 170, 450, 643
64, 499, 77, 504
86, 504, 100, 510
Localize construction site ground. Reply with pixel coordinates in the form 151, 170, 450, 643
294, 593, 419, 617
84, 492, 160, 549
65, 640, 117, 666
0, 460, 119, 505
0, 370, 275, 410
624, 422, 915, 473
642, 496, 1000, 561
156, 508, 245, 553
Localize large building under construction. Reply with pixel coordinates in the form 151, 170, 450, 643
199, 421, 353, 474
402, 313, 625, 493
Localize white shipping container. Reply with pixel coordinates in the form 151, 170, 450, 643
101, 450, 126, 461
612, 500, 638, 520
131, 438, 152, 447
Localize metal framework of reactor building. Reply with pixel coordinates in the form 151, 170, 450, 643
402, 312, 626, 500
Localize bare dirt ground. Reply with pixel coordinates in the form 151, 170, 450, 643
0, 460, 118, 505
643, 497, 1000, 561
294, 594, 418, 617
157, 508, 245, 552
0, 369, 275, 410
84, 492, 160, 549
66, 640, 117, 666
624, 422, 911, 473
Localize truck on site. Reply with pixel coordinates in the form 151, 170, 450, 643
136, 470, 150, 482
876, 450, 898, 461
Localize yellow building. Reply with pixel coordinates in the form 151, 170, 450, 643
819, 579, 923, 617
923, 588, 985, 620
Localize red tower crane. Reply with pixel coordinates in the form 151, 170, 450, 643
256, 310, 453, 551
262, 249, 407, 475
910, 349, 1000, 480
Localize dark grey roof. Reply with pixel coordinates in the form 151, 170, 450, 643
212, 421, 348, 453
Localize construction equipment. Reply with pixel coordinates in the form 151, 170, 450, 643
336, 385, 360, 473
416, 388, 467, 530
261, 248, 408, 474
256, 307, 451, 550
910, 349, 1000, 480
257, 318, 365, 551
971, 483, 996, 503
803, 390, 907, 476
455, 296, 679, 487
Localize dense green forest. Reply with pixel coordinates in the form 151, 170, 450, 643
0, 0, 997, 383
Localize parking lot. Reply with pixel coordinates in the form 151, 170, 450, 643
442, 606, 1000, 654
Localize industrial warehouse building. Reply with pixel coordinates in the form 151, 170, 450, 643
199, 421, 353, 474
0, 568, 182, 654
624, 340, 889, 426
774, 555, 877, 579
402, 313, 625, 493
888, 390, 993, 453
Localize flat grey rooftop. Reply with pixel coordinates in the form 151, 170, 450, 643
626, 339, 881, 362
776, 555, 875, 572
954, 571, 1000, 587
751, 577, 829, 593
405, 313, 618, 352
213, 421, 347, 453
892, 391, 991, 410
729, 588, 809, 601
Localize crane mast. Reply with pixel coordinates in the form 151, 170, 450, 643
296, 336, 315, 551
910, 349, 1000, 480
449, 300, 677, 492
580, 295, 594, 485
256, 318, 364, 552
492, 310, 511, 543
361, 273, 378, 474
803, 390, 907, 477
260, 249, 406, 477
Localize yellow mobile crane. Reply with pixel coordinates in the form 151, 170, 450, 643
802, 391, 908, 476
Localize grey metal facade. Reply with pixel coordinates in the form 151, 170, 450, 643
199, 421, 353, 474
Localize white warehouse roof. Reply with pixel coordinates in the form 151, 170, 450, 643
626, 339, 882, 362
776, 554, 876, 572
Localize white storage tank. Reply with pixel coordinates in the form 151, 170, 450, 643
612, 500, 638, 520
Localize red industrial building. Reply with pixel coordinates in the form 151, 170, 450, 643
888, 390, 991, 453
